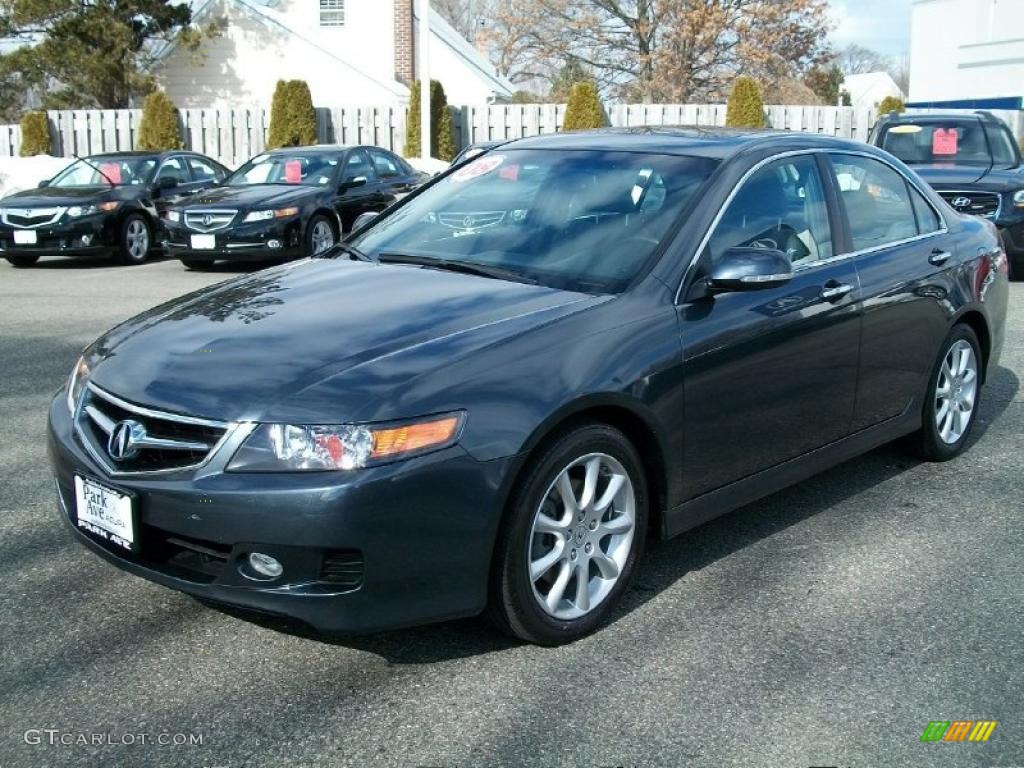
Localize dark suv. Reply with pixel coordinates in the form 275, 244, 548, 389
870, 111, 1024, 279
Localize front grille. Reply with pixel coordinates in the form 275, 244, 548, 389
74, 383, 229, 474
938, 191, 1000, 219
2, 207, 66, 227
184, 209, 237, 232
438, 211, 505, 231
319, 550, 364, 588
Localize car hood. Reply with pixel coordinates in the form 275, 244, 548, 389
1, 185, 125, 207
912, 164, 1024, 190
88, 259, 596, 423
181, 184, 321, 210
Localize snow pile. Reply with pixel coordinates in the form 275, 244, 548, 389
405, 156, 450, 176
0, 155, 72, 199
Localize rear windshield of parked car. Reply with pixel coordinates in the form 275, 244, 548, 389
880, 121, 1019, 168
350, 149, 719, 293
225, 153, 340, 186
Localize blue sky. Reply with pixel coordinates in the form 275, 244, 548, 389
830, 0, 914, 58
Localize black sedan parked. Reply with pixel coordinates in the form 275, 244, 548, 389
47, 129, 1008, 645
161, 144, 427, 269
870, 110, 1024, 279
0, 151, 229, 267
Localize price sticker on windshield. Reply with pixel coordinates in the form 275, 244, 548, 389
452, 154, 504, 183
933, 128, 959, 156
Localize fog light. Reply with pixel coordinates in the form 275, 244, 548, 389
267, 239, 282, 249
80, 234, 93, 246
247, 552, 283, 579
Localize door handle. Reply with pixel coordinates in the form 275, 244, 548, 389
820, 282, 853, 301
929, 248, 952, 266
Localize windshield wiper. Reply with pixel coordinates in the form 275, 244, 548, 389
377, 253, 537, 284
73, 153, 116, 187
324, 242, 376, 262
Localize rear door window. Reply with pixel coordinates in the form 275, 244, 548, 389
831, 154, 921, 251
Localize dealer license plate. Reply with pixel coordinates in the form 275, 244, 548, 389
13, 230, 37, 245
190, 234, 216, 250
74, 475, 135, 551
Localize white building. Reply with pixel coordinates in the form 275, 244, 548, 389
909, 0, 1024, 108
153, 0, 514, 108
841, 71, 904, 110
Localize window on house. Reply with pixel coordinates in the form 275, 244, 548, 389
319, 0, 344, 26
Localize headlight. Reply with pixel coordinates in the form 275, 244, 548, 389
67, 202, 118, 218
165, 210, 181, 222
243, 207, 299, 223
66, 356, 90, 414
1013, 190, 1024, 207
227, 413, 464, 472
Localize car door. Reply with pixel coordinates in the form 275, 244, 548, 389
369, 148, 415, 204
678, 152, 863, 499
185, 155, 228, 191
826, 152, 954, 430
335, 149, 381, 232
151, 156, 195, 215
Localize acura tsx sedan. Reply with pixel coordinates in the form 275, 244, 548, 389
47, 129, 1009, 645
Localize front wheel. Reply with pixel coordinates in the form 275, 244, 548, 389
910, 324, 982, 461
5, 254, 39, 268
118, 214, 151, 265
489, 423, 648, 645
305, 215, 336, 256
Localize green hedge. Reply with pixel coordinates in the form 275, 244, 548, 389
877, 95, 905, 115
19, 111, 51, 156
726, 77, 765, 128
405, 79, 456, 161
137, 91, 182, 151
267, 80, 317, 148
562, 82, 606, 131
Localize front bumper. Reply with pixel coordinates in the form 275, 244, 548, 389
0, 216, 116, 256
162, 217, 304, 261
47, 392, 512, 633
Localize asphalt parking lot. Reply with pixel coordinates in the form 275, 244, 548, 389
0, 255, 1021, 768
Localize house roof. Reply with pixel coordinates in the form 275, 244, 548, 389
412, 5, 514, 99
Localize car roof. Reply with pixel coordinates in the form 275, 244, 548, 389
877, 112, 995, 124
499, 127, 871, 159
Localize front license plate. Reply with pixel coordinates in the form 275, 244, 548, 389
190, 234, 216, 250
13, 230, 37, 245
74, 475, 135, 551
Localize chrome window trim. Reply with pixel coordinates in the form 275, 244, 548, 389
674, 148, 950, 303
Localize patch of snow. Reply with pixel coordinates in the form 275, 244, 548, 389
405, 156, 450, 176
0, 155, 73, 199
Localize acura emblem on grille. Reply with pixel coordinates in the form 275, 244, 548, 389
24, 209, 33, 217
108, 419, 146, 461
951, 197, 971, 209
463, 216, 475, 227
202, 214, 213, 226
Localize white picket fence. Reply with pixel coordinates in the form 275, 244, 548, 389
3, 104, 1022, 166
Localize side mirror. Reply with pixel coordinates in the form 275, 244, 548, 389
38, 179, 50, 188
352, 211, 378, 232
340, 176, 367, 192
706, 247, 793, 293
156, 176, 178, 190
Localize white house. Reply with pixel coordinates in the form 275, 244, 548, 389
153, 0, 514, 108
908, 0, 1024, 108
841, 71, 904, 110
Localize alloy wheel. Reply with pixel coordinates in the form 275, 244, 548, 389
528, 453, 635, 620
934, 339, 978, 445
311, 220, 335, 254
126, 219, 149, 261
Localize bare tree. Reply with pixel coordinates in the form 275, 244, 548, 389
478, 0, 832, 102
837, 43, 891, 75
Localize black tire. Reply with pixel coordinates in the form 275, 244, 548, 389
117, 213, 152, 265
5, 254, 39, 268
909, 324, 983, 461
180, 257, 214, 271
488, 423, 648, 645
305, 214, 336, 257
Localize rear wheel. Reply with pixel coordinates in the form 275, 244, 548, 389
5, 254, 39, 267
118, 214, 151, 265
910, 324, 982, 461
180, 257, 214, 271
305, 215, 336, 256
489, 423, 648, 645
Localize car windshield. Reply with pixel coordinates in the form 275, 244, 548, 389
881, 121, 1020, 168
349, 149, 718, 293
225, 153, 340, 186
48, 156, 159, 187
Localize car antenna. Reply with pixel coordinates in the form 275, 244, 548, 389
73, 153, 117, 188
